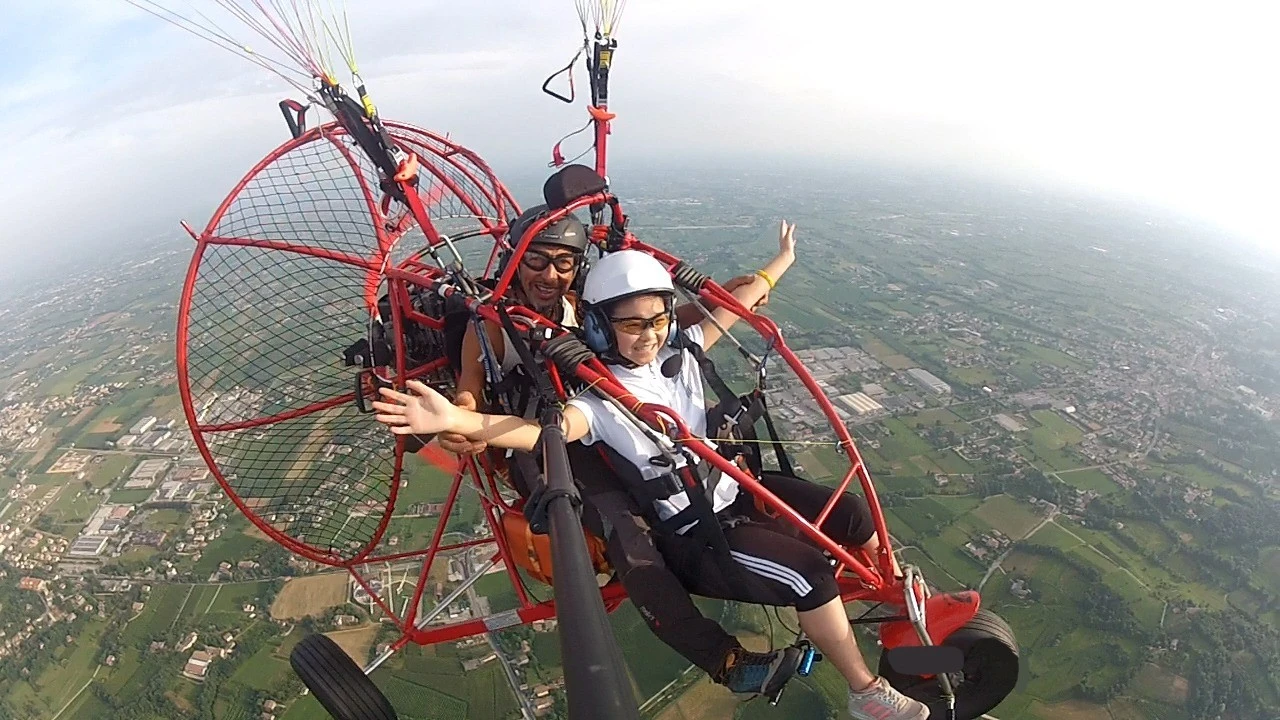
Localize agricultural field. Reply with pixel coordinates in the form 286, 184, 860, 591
191, 529, 275, 577
324, 625, 381, 665
87, 453, 137, 488
951, 365, 1001, 387
109, 487, 156, 504
972, 494, 1044, 539
1260, 546, 1280, 595
1055, 467, 1123, 495
2, 618, 110, 718
903, 407, 973, 435
654, 676, 739, 720
1011, 342, 1087, 370
37, 355, 106, 396
879, 418, 935, 458
1025, 409, 1084, 450
270, 573, 351, 620
859, 337, 914, 370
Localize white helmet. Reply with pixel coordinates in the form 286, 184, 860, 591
581, 250, 676, 360
581, 249, 674, 305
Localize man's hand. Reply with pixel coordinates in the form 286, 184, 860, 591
437, 391, 488, 455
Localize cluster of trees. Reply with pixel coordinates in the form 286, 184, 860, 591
0, 577, 95, 693
1016, 544, 1148, 643
969, 468, 1063, 505
1158, 608, 1280, 720
1075, 644, 1140, 703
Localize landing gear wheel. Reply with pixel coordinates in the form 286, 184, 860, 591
878, 610, 1019, 720
290, 633, 398, 720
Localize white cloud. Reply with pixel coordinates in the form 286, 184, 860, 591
0, 0, 1277, 278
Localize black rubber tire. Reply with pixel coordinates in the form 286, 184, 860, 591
289, 633, 398, 720
878, 610, 1019, 720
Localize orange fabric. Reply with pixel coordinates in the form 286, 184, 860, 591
415, 442, 460, 474
588, 106, 617, 122
393, 151, 420, 182
501, 511, 611, 585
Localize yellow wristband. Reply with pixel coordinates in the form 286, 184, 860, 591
754, 269, 776, 289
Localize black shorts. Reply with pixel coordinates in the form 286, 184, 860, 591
570, 443, 875, 614
655, 473, 874, 612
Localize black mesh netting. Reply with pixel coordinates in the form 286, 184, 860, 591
181, 123, 511, 562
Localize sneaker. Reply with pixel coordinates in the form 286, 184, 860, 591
847, 677, 930, 720
718, 646, 803, 698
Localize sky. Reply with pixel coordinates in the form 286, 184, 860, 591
0, 0, 1276, 280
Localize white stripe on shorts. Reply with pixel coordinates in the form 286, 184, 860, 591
729, 550, 814, 597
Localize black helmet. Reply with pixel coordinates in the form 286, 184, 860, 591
507, 204, 588, 254
534, 214, 588, 253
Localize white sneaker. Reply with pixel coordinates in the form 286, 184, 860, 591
847, 677, 930, 720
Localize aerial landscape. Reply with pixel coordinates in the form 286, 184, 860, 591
1, 162, 1277, 720
2, 2, 1278, 720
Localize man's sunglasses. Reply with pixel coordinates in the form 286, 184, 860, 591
610, 313, 671, 335
520, 250, 582, 273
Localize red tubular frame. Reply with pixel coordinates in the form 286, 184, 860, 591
180, 118, 977, 656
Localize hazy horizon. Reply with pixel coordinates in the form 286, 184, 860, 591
1, 0, 1277, 278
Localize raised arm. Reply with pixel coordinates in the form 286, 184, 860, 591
374, 381, 590, 452
699, 220, 797, 350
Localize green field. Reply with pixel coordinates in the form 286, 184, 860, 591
42, 487, 99, 525
193, 531, 275, 577
898, 547, 964, 593
1012, 342, 1087, 370
1056, 467, 1122, 495
793, 449, 833, 480
952, 365, 1001, 387
932, 449, 976, 474
397, 456, 461, 506
4, 618, 110, 715
122, 583, 190, 645
985, 550, 1148, 711
903, 408, 972, 434
86, 454, 136, 488
1260, 546, 1280, 595
973, 495, 1044, 539
109, 487, 155, 504
231, 640, 296, 692
920, 527, 985, 587
877, 418, 935, 464
1026, 409, 1084, 450
1018, 444, 1090, 473
611, 599, 717, 701
1025, 520, 1081, 551
208, 581, 274, 615
39, 356, 104, 395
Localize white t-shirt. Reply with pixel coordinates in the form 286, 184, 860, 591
567, 325, 741, 528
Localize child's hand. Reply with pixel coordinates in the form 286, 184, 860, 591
373, 381, 457, 436
777, 220, 796, 260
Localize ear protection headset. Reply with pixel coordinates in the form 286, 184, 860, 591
580, 250, 682, 368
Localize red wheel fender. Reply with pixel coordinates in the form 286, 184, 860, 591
878, 590, 981, 649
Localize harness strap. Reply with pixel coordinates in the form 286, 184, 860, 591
758, 391, 795, 477
684, 336, 796, 478
594, 445, 726, 540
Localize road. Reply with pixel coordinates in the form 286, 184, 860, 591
978, 503, 1058, 591
977, 500, 1152, 593
464, 550, 536, 720
49, 665, 102, 720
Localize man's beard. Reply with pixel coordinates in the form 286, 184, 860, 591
520, 286, 563, 322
